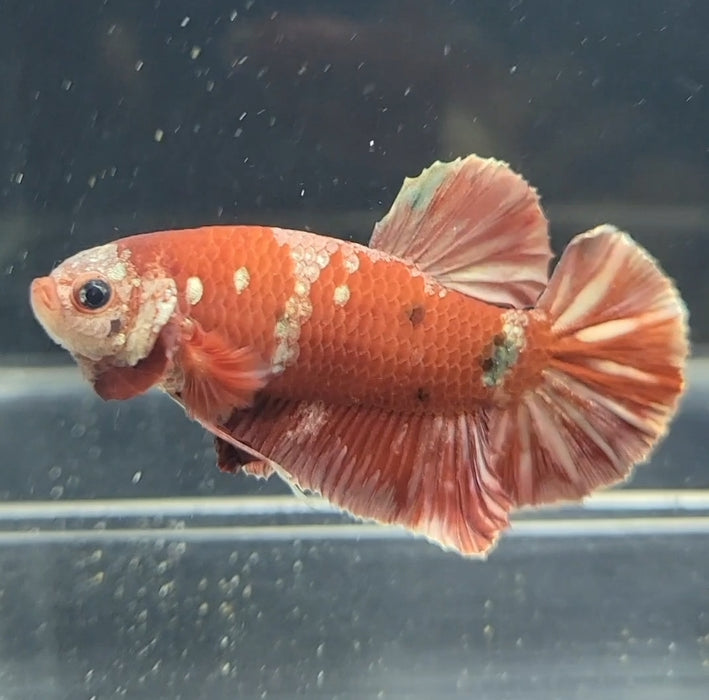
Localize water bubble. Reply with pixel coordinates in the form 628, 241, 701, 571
70, 423, 87, 438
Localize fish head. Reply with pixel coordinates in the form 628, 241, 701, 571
30, 242, 178, 373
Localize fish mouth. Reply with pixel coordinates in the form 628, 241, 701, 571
30, 276, 61, 326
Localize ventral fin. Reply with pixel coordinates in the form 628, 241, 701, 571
216, 397, 512, 556
214, 436, 275, 479
370, 154, 552, 308
178, 322, 269, 424
86, 337, 169, 401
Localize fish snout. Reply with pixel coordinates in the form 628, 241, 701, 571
30, 277, 61, 317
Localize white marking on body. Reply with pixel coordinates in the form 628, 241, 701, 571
185, 276, 204, 306
343, 252, 360, 274
502, 310, 528, 350
125, 278, 178, 366
106, 261, 127, 282
271, 236, 332, 374
233, 267, 250, 294
482, 310, 527, 388
333, 285, 350, 307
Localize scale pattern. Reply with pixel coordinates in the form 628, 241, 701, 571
121, 225, 548, 413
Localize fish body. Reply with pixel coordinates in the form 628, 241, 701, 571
30, 155, 688, 556
106, 225, 548, 413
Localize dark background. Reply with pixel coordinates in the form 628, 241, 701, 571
1, 0, 708, 353
1, 4, 708, 698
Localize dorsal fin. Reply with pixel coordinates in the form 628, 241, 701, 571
370, 154, 552, 308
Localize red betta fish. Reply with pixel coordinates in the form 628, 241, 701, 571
30, 155, 689, 556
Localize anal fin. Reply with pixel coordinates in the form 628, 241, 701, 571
216, 397, 511, 556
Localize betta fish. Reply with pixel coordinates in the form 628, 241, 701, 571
30, 155, 688, 556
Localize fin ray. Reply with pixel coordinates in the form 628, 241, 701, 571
370, 154, 552, 307
178, 323, 269, 424
218, 398, 511, 556
491, 225, 688, 506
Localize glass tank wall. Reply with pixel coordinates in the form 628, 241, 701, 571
1, 2, 708, 698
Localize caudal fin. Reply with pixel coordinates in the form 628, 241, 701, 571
490, 225, 689, 507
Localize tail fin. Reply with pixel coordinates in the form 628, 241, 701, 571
490, 225, 689, 507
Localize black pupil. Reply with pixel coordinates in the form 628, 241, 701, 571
80, 279, 111, 309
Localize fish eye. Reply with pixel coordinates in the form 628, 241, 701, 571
75, 278, 112, 310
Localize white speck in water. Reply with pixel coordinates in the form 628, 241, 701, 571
49, 465, 62, 481
88, 571, 105, 586
242, 584, 252, 599
70, 423, 86, 438
132, 470, 142, 484
220, 662, 231, 676
135, 60, 144, 71
61, 78, 73, 91
316, 670, 325, 688
316, 642, 325, 658
509, 65, 518, 74
158, 581, 175, 598
89, 549, 102, 563
443, 44, 451, 56
180, 16, 190, 27
292, 559, 303, 574
190, 46, 201, 60
50, 485, 64, 500
154, 129, 164, 142
198, 602, 209, 616
157, 560, 169, 575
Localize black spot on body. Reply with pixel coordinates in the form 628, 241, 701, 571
108, 318, 122, 337
481, 357, 494, 372
408, 305, 426, 326
416, 387, 431, 402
